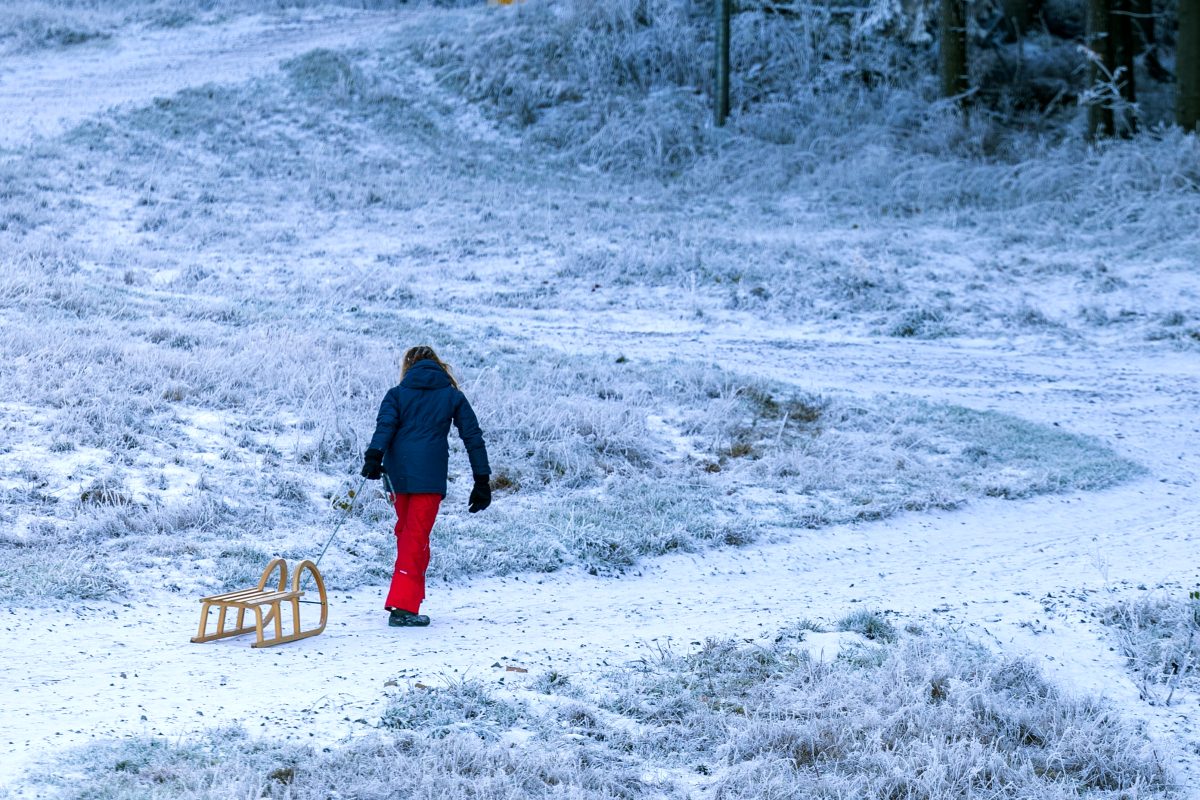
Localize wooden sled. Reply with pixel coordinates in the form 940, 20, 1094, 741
191, 558, 328, 648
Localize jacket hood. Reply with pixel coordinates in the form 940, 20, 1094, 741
400, 360, 452, 390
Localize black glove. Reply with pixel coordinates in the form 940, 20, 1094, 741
361, 448, 384, 480
468, 474, 491, 513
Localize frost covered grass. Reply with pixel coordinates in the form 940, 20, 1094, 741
408, 0, 1200, 337
0, 249, 1139, 599
837, 608, 898, 642
417, 0, 1199, 205
0, 25, 1147, 604
0, 5, 113, 55
34, 623, 1176, 798
0, 5, 1190, 795
0, 0, 458, 56
4, 19, 1194, 342
1100, 592, 1200, 706
0, 243, 1142, 599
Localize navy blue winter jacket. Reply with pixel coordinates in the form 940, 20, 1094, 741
367, 360, 490, 496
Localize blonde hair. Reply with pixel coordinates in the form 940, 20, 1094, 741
401, 345, 459, 389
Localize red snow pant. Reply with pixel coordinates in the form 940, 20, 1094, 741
385, 493, 442, 614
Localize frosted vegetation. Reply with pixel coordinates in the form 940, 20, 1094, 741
0, 236, 1141, 601
0, 0, 1159, 622
2, 5, 1197, 342
0, 0, 468, 55
34, 625, 1173, 798
0, 0, 1192, 794
413, 0, 1199, 342
1100, 593, 1200, 706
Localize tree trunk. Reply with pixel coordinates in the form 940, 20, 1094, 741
1087, 0, 1116, 137
714, 0, 731, 127
1133, 0, 1169, 82
939, 0, 968, 101
1132, 0, 1156, 50
1002, 0, 1031, 39
1114, 0, 1138, 133
1181, 0, 1200, 130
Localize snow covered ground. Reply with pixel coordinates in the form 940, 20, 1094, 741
1, 2, 1198, 797
9, 328, 1200, 793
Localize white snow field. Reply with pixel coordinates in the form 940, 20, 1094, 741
1, 0, 1199, 797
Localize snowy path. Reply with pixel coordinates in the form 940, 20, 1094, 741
0, 6, 457, 147
3, 479, 1197, 786
4, 324, 1199, 792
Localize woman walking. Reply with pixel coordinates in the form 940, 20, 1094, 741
361, 346, 491, 627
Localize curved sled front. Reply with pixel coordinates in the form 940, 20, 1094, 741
191, 558, 329, 648
289, 559, 328, 637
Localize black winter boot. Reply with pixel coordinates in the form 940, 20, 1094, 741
389, 608, 430, 627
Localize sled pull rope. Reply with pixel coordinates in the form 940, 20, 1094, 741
295, 476, 368, 596
316, 476, 367, 569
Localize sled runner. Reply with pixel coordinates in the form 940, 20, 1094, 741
191, 558, 328, 648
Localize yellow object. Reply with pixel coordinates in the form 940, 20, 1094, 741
191, 559, 328, 648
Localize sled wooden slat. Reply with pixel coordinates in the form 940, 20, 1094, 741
208, 590, 302, 608
191, 558, 328, 649
202, 589, 273, 605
